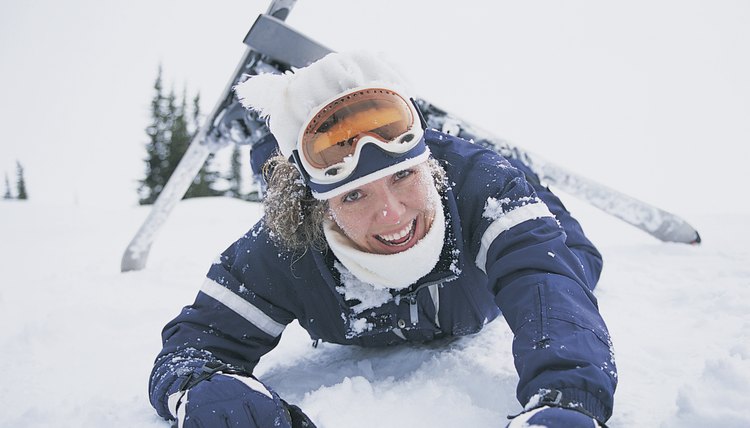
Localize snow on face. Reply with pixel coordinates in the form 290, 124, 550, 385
327, 162, 437, 255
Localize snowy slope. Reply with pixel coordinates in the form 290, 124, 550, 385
2, 1, 750, 426
1, 197, 748, 427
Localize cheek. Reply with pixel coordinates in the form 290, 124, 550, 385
408, 172, 439, 210
329, 205, 369, 240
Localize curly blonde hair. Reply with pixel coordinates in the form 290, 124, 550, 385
262, 154, 447, 252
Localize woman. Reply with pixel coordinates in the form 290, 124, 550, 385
149, 51, 616, 428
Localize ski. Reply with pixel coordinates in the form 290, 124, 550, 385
243, 13, 333, 68
122, 4, 699, 272
121, 0, 306, 272
415, 100, 701, 245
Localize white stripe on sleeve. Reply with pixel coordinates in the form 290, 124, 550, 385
475, 202, 555, 273
200, 278, 286, 337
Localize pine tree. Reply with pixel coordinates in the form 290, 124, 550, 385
190, 92, 202, 137
166, 87, 190, 181
184, 91, 222, 199
138, 68, 227, 204
3, 172, 12, 199
138, 65, 168, 205
16, 161, 28, 200
226, 144, 243, 198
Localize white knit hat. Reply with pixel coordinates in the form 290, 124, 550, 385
234, 50, 413, 160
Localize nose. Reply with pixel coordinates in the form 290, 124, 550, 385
375, 187, 406, 225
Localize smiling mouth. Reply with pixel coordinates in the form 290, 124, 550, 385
375, 219, 417, 247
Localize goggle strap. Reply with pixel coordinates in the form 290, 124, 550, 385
290, 149, 311, 185
410, 97, 427, 130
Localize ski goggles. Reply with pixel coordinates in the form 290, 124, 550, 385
294, 87, 425, 185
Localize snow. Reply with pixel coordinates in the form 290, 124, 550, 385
2, 1, 750, 426
1, 197, 749, 427
335, 261, 393, 314
483, 196, 541, 219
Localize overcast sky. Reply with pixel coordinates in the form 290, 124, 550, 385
1, 0, 749, 215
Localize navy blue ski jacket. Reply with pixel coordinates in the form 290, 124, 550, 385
149, 129, 617, 422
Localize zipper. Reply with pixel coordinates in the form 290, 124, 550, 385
428, 283, 441, 328
405, 274, 456, 326
409, 295, 419, 325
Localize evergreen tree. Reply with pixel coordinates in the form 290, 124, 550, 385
190, 92, 202, 136
184, 91, 222, 199
138, 65, 168, 205
3, 172, 12, 199
16, 161, 27, 200
138, 68, 229, 204
185, 155, 222, 198
165, 87, 190, 180
226, 144, 243, 198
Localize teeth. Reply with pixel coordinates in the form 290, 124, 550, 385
378, 220, 414, 243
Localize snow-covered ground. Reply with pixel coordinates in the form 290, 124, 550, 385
2, 1, 750, 426
1, 195, 748, 427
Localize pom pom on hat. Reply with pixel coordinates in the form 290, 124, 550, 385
234, 50, 413, 159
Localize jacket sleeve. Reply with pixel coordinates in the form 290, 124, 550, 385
465, 152, 617, 422
507, 157, 604, 290
148, 221, 297, 420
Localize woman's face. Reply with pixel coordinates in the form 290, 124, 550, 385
327, 162, 438, 255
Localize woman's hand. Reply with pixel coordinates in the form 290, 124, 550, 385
170, 373, 311, 428
506, 406, 604, 428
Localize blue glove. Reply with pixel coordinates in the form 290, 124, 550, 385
169, 373, 292, 428
506, 406, 602, 428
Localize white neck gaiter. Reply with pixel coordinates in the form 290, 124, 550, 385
324, 195, 445, 290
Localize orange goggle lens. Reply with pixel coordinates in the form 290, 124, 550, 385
300, 88, 416, 171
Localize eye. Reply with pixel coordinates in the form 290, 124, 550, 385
394, 169, 413, 181
342, 190, 363, 203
